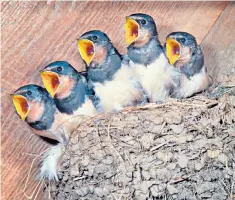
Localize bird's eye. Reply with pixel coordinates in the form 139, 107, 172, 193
92, 36, 98, 41
57, 66, 62, 72
181, 38, 186, 43
27, 91, 32, 96
141, 20, 146, 25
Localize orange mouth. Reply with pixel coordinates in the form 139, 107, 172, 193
77, 39, 95, 65
166, 38, 181, 65
11, 94, 30, 121
125, 17, 139, 45
40, 71, 60, 98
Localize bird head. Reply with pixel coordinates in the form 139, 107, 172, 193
40, 61, 81, 98
125, 13, 158, 47
77, 30, 111, 66
11, 84, 48, 121
166, 32, 197, 65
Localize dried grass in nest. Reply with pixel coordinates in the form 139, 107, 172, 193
44, 95, 235, 200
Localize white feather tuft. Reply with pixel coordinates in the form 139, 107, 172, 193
38, 144, 64, 181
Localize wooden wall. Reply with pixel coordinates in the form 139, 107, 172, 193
2, 2, 234, 199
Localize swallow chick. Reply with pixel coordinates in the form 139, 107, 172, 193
165, 32, 211, 98
40, 61, 97, 180
40, 61, 96, 118
77, 30, 145, 113
125, 13, 180, 103
11, 84, 71, 180
11, 84, 69, 144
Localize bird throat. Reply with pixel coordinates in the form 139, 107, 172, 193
27, 98, 56, 131
54, 79, 86, 115
88, 49, 122, 83
26, 101, 45, 123
175, 47, 192, 68
90, 45, 108, 66
55, 76, 75, 100
132, 30, 152, 48
128, 37, 162, 66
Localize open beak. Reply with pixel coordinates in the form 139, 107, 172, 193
11, 94, 30, 121
166, 38, 181, 65
40, 71, 60, 98
125, 17, 139, 45
77, 39, 95, 65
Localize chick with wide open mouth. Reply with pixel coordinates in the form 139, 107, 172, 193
11, 94, 30, 121
166, 38, 181, 65
125, 17, 139, 45
77, 39, 95, 65
40, 71, 61, 98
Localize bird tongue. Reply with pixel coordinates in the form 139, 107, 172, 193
173, 46, 180, 55
87, 45, 94, 56
131, 29, 138, 37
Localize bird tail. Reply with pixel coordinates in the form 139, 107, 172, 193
38, 143, 64, 181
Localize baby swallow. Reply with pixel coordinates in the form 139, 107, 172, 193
77, 30, 145, 112
11, 84, 69, 144
165, 32, 211, 98
40, 62, 98, 181
40, 61, 96, 117
11, 84, 83, 180
125, 13, 180, 103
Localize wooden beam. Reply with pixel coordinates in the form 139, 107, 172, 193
201, 1, 235, 86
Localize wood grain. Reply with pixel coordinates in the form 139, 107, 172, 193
201, 1, 235, 86
1, 2, 229, 199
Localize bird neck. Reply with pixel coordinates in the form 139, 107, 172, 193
55, 75, 75, 100
54, 79, 87, 114
27, 97, 56, 131
87, 47, 122, 83
128, 37, 163, 66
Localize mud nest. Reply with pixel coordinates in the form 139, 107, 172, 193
44, 95, 235, 200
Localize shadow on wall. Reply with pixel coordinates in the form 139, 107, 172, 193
202, 42, 235, 88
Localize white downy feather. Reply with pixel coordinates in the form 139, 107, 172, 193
94, 64, 144, 112
175, 66, 210, 98
130, 53, 180, 102
39, 143, 64, 181
73, 98, 97, 117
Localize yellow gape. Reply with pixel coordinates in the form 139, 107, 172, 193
40, 71, 60, 98
166, 38, 181, 65
77, 39, 95, 65
125, 17, 139, 45
11, 94, 30, 121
